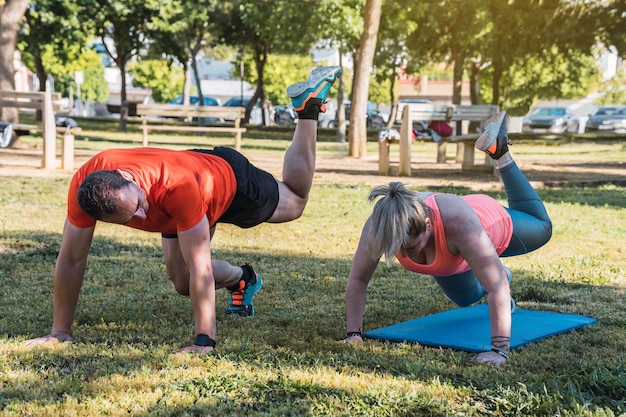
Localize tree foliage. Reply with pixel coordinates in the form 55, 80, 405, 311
595, 70, 626, 105
92, 0, 160, 130
17, 0, 93, 96
3, 0, 623, 137
240, 54, 316, 106
128, 59, 184, 103
215, 0, 323, 124
0, 0, 30, 123
40, 46, 109, 103
592, 0, 626, 58
348, 0, 382, 158
145, 0, 220, 106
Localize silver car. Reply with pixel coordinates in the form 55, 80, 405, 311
584, 105, 626, 133
522, 106, 579, 134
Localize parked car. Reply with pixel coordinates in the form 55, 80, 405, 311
166, 95, 222, 123
328, 101, 387, 128
223, 97, 251, 108
223, 96, 266, 125
584, 105, 626, 133
522, 106, 579, 133
167, 94, 221, 106
274, 104, 297, 125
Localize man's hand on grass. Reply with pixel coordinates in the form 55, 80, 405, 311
24, 331, 73, 346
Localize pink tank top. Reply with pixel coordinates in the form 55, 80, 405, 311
397, 193, 512, 277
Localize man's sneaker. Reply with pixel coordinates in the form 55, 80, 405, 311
225, 267, 262, 317
475, 111, 511, 159
287, 66, 342, 113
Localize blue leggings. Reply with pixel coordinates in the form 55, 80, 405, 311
433, 161, 552, 306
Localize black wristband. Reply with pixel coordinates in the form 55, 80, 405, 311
194, 334, 216, 347
346, 331, 362, 338
491, 348, 509, 359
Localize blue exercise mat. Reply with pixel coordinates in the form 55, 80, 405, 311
364, 304, 597, 353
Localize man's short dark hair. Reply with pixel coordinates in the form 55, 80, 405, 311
76, 170, 131, 220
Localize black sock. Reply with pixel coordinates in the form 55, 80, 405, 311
296, 98, 323, 120
227, 264, 256, 291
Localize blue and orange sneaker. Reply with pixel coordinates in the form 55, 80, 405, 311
475, 111, 511, 159
225, 264, 262, 317
287, 66, 342, 113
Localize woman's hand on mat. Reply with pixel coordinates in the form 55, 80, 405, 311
342, 334, 364, 344
175, 344, 214, 355
470, 351, 507, 367
24, 331, 73, 346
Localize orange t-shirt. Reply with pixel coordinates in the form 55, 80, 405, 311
67, 148, 237, 233
397, 193, 513, 277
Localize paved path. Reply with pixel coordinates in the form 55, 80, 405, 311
1, 143, 624, 190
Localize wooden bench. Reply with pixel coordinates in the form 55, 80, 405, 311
0, 87, 80, 170
136, 104, 247, 151
379, 104, 499, 176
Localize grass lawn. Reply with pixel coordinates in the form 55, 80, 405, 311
0, 120, 625, 416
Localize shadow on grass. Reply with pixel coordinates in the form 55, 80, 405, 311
1, 230, 625, 415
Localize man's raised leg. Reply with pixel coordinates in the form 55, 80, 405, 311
269, 66, 341, 223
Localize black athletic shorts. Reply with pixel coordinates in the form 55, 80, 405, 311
162, 147, 279, 238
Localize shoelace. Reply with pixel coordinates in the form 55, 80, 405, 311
229, 280, 246, 307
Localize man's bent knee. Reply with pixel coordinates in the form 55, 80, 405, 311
169, 274, 190, 296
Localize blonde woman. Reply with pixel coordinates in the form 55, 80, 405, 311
344, 112, 552, 366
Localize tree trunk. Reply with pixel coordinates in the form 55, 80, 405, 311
469, 60, 480, 105
118, 60, 128, 131
386, 73, 397, 128
191, 38, 203, 106
491, 57, 503, 106
0, 0, 30, 124
183, 61, 191, 105
451, 49, 464, 105
251, 47, 267, 126
348, 0, 382, 158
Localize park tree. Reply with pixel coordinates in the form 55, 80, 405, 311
592, 0, 626, 58
146, 0, 219, 107
215, 0, 323, 125
373, 0, 419, 126
0, 0, 29, 124
36, 46, 109, 105
241, 54, 316, 106
319, 0, 363, 142
348, 0, 382, 158
17, 0, 93, 102
128, 59, 183, 104
476, 0, 600, 108
402, 0, 599, 112
92, 0, 159, 131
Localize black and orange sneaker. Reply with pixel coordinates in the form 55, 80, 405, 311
225, 264, 262, 317
475, 111, 511, 159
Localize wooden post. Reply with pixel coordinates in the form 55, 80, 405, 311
378, 139, 390, 175
142, 116, 149, 147
234, 112, 242, 151
398, 105, 411, 176
62, 130, 74, 170
42, 81, 56, 169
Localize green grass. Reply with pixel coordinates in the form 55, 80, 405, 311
1, 124, 625, 416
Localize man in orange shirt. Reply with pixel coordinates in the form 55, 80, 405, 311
25, 66, 341, 354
